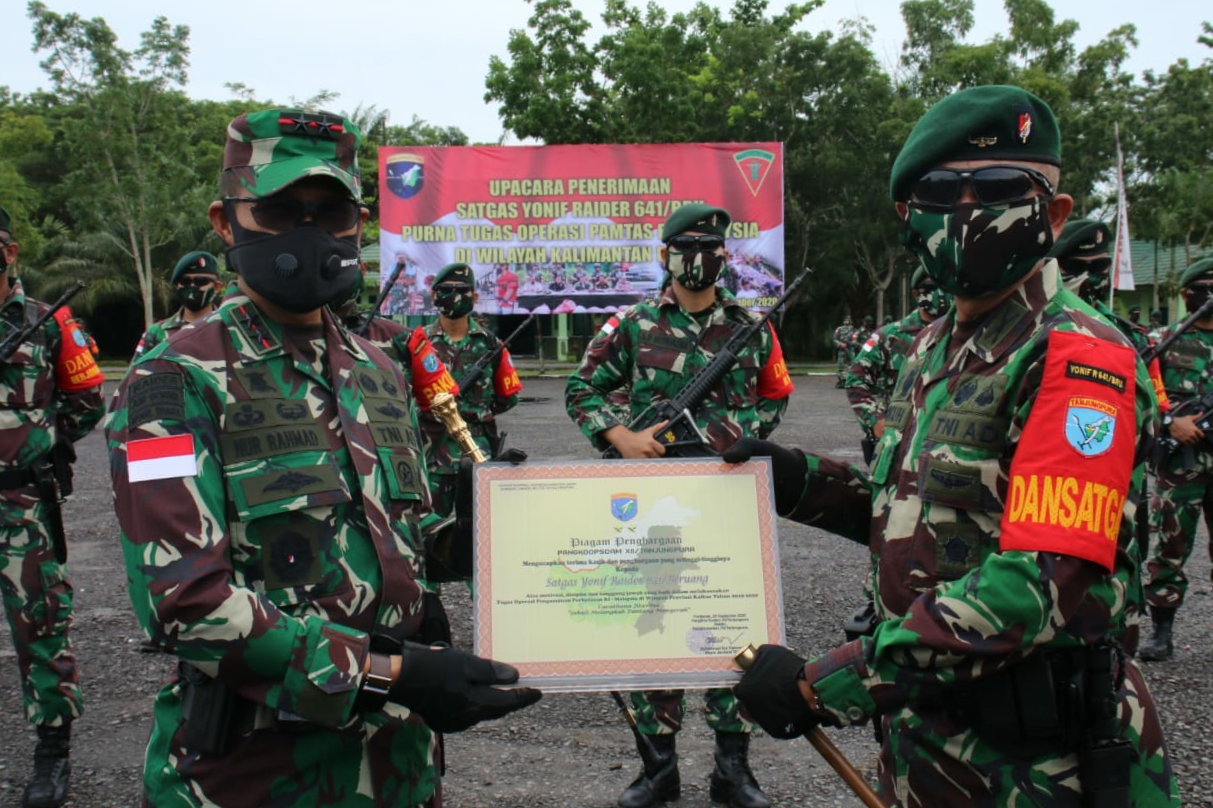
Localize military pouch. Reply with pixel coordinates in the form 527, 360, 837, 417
179, 662, 254, 756
1078, 740, 1132, 808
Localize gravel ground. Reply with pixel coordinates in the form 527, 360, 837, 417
1, 374, 1209, 807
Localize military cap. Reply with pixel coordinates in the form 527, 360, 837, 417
1128, 304, 1142, 313
661, 203, 731, 242
862, 315, 875, 326
890, 85, 1061, 201
1180, 256, 1213, 288
1049, 219, 1111, 261
911, 266, 932, 290
222, 108, 363, 200
0, 205, 11, 238
433, 263, 475, 287
171, 251, 220, 283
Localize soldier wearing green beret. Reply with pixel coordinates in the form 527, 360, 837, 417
1140, 255, 1213, 662
1149, 309, 1164, 340
132, 250, 222, 358
1128, 304, 1142, 325
725, 85, 1178, 806
105, 109, 539, 808
566, 202, 795, 808
0, 204, 106, 808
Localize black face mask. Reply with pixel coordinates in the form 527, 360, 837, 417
225, 207, 360, 315
1186, 286, 1213, 315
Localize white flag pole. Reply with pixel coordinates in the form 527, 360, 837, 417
1113, 123, 1135, 305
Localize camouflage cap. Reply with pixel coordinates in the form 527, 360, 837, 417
0, 205, 11, 238
1049, 219, 1111, 261
661, 203, 731, 242
891, 85, 1061, 201
1180, 256, 1213, 288
433, 263, 475, 287
222, 109, 363, 200
171, 251, 220, 283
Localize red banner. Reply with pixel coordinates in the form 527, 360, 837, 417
378, 143, 784, 315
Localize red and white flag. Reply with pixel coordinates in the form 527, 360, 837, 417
1113, 123, 1135, 292
127, 434, 196, 483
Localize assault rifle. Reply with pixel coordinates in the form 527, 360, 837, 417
1139, 295, 1213, 365
602, 267, 811, 459
456, 313, 535, 390
353, 261, 408, 338
0, 281, 87, 363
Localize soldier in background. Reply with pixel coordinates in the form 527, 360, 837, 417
133, 251, 222, 358
0, 204, 105, 808
1128, 304, 1143, 325
416, 263, 522, 517
567, 203, 794, 808
1140, 256, 1213, 662
725, 85, 1178, 807
105, 108, 539, 808
1149, 310, 1165, 342
849, 315, 876, 362
831, 315, 854, 388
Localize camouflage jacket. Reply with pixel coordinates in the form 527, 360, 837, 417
417, 318, 521, 475
346, 312, 459, 412
1154, 322, 1213, 471
133, 309, 188, 359
565, 286, 792, 453
105, 290, 442, 806
832, 324, 854, 352
0, 280, 104, 477
782, 264, 1176, 805
845, 309, 930, 431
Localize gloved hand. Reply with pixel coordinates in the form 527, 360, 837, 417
734, 644, 820, 739
722, 438, 808, 514
389, 642, 543, 733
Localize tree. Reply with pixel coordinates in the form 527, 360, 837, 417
28, 2, 206, 329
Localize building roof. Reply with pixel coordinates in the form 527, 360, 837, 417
1127, 239, 1212, 286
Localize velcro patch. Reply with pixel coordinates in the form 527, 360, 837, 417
127, 373, 186, 428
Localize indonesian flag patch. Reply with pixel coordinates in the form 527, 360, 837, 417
127, 434, 197, 482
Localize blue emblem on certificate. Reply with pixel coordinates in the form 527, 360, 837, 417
610, 493, 638, 522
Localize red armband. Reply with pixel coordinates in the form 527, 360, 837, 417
493, 347, 523, 397
1147, 356, 1169, 413
54, 308, 104, 392
1000, 330, 1136, 571
408, 328, 457, 410
755, 323, 794, 400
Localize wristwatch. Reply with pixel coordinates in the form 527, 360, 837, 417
356, 652, 393, 713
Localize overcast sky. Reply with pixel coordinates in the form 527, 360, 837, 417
5, 1, 1210, 143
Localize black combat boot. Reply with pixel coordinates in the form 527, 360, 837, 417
23, 723, 71, 808
709, 732, 771, 808
618, 733, 679, 808
1139, 607, 1176, 662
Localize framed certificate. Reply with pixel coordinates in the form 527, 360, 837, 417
471, 458, 785, 691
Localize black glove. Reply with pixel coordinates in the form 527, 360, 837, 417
722, 438, 808, 514
735, 644, 819, 739
415, 591, 452, 646
389, 642, 543, 733
495, 447, 528, 464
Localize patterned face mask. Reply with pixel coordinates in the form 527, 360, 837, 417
900, 197, 1054, 298
1059, 257, 1111, 304
434, 284, 475, 318
666, 248, 725, 291
914, 283, 952, 317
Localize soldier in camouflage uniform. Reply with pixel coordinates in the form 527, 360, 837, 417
727, 86, 1178, 807
1139, 256, 1213, 662
566, 203, 794, 808
1149, 310, 1164, 341
849, 314, 876, 363
0, 204, 105, 808
104, 109, 539, 808
133, 251, 222, 358
831, 316, 854, 387
417, 263, 522, 517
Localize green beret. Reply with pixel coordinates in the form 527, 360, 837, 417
890, 85, 1061, 202
1151, 310, 1163, 319
661, 203, 731, 242
222, 108, 363, 200
911, 266, 930, 289
171, 251, 220, 283
433, 263, 475, 287
1180, 256, 1213, 288
1128, 305, 1142, 313
0, 205, 10, 237
1049, 219, 1111, 261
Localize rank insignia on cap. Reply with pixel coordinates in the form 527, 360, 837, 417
968, 135, 998, 148
278, 112, 346, 140
1016, 107, 1033, 144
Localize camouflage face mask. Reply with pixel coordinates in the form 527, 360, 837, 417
434, 285, 475, 318
173, 284, 217, 313
666, 248, 725, 291
900, 197, 1054, 298
915, 283, 952, 318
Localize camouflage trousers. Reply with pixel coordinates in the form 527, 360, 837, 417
876, 661, 1178, 807
836, 350, 849, 381
629, 688, 752, 736
0, 495, 82, 726
142, 678, 441, 807
1145, 461, 1213, 610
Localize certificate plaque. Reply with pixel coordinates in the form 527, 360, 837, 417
471, 459, 786, 691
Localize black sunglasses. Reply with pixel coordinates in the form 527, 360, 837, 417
910, 165, 1055, 210
175, 276, 215, 289
667, 235, 725, 253
227, 195, 361, 233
